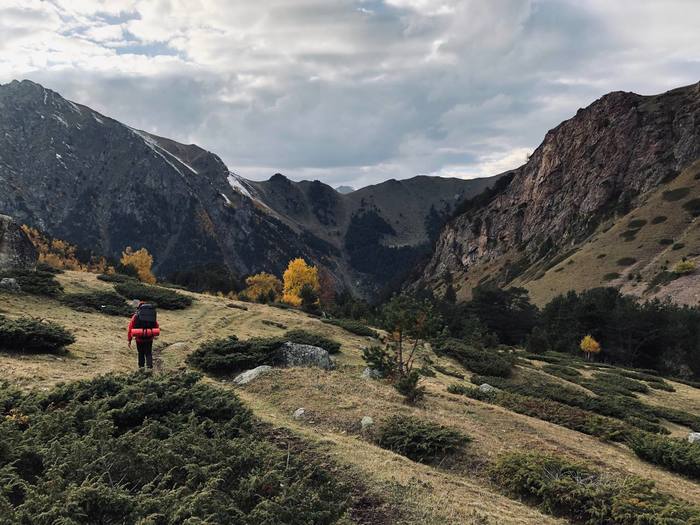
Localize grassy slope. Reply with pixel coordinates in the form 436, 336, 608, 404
3, 271, 700, 523
445, 160, 700, 306
522, 160, 700, 305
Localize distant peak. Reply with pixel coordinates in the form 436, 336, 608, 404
269, 173, 290, 184
335, 185, 355, 194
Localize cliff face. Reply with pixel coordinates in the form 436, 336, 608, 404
0, 215, 36, 271
418, 83, 700, 304
0, 80, 324, 283
0, 80, 496, 298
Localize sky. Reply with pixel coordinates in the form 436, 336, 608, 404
1, 1, 700, 189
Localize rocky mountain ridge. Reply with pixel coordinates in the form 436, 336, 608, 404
417, 82, 700, 305
0, 79, 496, 298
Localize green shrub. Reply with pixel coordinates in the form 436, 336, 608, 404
283, 329, 341, 354
435, 339, 514, 377
617, 369, 675, 391
96, 273, 137, 284
581, 372, 650, 397
651, 215, 668, 224
619, 230, 637, 241
376, 415, 469, 463
467, 373, 672, 435
361, 346, 396, 378
541, 364, 581, 379
114, 282, 193, 310
0, 373, 351, 523
0, 315, 75, 354
394, 370, 425, 404
0, 269, 63, 297
651, 406, 700, 431
627, 433, 700, 480
418, 366, 436, 377
186, 335, 284, 374
521, 352, 568, 364
662, 187, 691, 201
452, 385, 629, 442
434, 364, 464, 379
616, 257, 637, 266
603, 272, 621, 281
59, 290, 132, 316
683, 198, 700, 215
490, 452, 700, 524
322, 318, 379, 338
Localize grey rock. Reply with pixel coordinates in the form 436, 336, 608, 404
479, 383, 496, 393
163, 342, 191, 354
0, 277, 21, 293
233, 365, 273, 385
293, 408, 305, 419
360, 416, 374, 430
0, 215, 36, 271
277, 342, 334, 370
689, 432, 700, 444
362, 367, 383, 379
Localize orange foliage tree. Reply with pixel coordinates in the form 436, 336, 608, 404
120, 247, 156, 284
242, 272, 283, 303
21, 225, 110, 273
282, 258, 319, 307
580, 335, 601, 360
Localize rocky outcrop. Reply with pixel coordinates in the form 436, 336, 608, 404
233, 365, 273, 385
276, 342, 334, 370
0, 215, 36, 271
418, 82, 700, 300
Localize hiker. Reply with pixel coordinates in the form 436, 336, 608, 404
127, 301, 160, 369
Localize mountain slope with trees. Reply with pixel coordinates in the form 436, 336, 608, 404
0, 79, 497, 300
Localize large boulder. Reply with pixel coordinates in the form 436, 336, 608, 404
0, 215, 36, 271
277, 342, 334, 370
689, 432, 700, 444
233, 365, 273, 385
0, 277, 20, 293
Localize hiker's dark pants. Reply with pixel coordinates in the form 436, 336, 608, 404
136, 340, 153, 369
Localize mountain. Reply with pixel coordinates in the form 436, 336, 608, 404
335, 185, 355, 194
416, 82, 700, 305
0, 79, 497, 297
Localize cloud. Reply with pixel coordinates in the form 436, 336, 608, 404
1, 0, 699, 188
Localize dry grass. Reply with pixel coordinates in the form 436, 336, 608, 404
524, 160, 700, 305
2, 270, 700, 523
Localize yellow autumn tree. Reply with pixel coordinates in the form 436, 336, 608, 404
21, 225, 83, 271
242, 272, 283, 303
580, 334, 601, 360
282, 258, 319, 307
120, 247, 156, 284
